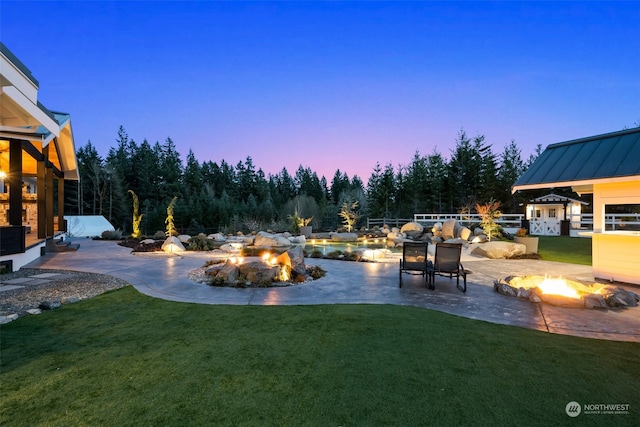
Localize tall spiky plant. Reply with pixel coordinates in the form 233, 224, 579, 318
165, 196, 178, 237
128, 190, 144, 239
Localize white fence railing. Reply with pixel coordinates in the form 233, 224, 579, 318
366, 218, 414, 229
413, 213, 524, 230
366, 214, 524, 230
569, 213, 640, 231
366, 213, 640, 233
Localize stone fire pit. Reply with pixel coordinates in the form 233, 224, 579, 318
189, 245, 325, 287
494, 275, 639, 309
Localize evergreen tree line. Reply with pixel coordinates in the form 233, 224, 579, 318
65, 127, 542, 236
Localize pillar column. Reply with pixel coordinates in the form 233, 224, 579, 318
57, 177, 65, 232
8, 140, 22, 226
37, 155, 46, 238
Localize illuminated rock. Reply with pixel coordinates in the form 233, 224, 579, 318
254, 231, 292, 247
471, 241, 525, 259
162, 236, 185, 253
330, 232, 358, 242
400, 222, 423, 233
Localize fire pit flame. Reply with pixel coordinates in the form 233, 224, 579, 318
537, 277, 580, 299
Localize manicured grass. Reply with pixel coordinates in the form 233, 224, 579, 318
2, 287, 638, 426
538, 236, 592, 265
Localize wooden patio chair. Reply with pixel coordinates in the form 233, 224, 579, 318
399, 241, 430, 288
428, 242, 466, 292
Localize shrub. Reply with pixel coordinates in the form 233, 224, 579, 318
325, 250, 343, 259
187, 235, 216, 251
101, 229, 123, 240
153, 230, 166, 240
306, 265, 327, 279
309, 249, 324, 258
344, 252, 360, 262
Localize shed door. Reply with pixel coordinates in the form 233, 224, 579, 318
531, 207, 560, 236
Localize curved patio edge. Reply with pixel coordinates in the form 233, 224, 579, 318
24, 238, 640, 343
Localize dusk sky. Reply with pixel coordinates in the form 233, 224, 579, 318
2, 1, 639, 181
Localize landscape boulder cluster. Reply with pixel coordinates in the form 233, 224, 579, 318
121, 217, 528, 261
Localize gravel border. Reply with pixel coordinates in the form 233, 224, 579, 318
0, 268, 130, 319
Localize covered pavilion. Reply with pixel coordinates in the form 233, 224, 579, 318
513, 127, 640, 285
0, 42, 79, 271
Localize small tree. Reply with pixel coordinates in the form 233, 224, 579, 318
339, 200, 360, 232
165, 196, 178, 237
287, 205, 312, 234
128, 190, 144, 239
475, 200, 502, 241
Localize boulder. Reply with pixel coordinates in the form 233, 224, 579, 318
470, 234, 488, 243
239, 261, 279, 285
275, 251, 292, 270
396, 239, 423, 247
162, 236, 186, 253
441, 219, 457, 240
177, 234, 191, 243
288, 235, 306, 245
39, 300, 62, 310
140, 238, 156, 245
220, 243, 243, 253
471, 241, 526, 259
254, 231, 292, 248
0, 314, 19, 324
493, 279, 518, 297
400, 222, 424, 233
287, 245, 306, 274
218, 262, 240, 284
584, 294, 608, 309
208, 233, 227, 242
331, 232, 358, 242
386, 231, 407, 244
205, 263, 225, 277
444, 238, 468, 246
404, 229, 424, 240
459, 226, 472, 241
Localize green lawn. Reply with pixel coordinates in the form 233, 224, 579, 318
2, 287, 638, 426
537, 236, 592, 265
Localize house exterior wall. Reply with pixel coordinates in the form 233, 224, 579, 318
592, 179, 640, 285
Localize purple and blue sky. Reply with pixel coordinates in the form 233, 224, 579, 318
2, 1, 639, 180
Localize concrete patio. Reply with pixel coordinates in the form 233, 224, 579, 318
22, 238, 640, 342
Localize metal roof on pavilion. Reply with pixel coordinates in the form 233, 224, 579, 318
512, 127, 640, 193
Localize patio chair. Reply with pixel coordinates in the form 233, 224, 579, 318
399, 242, 430, 288
428, 242, 466, 292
